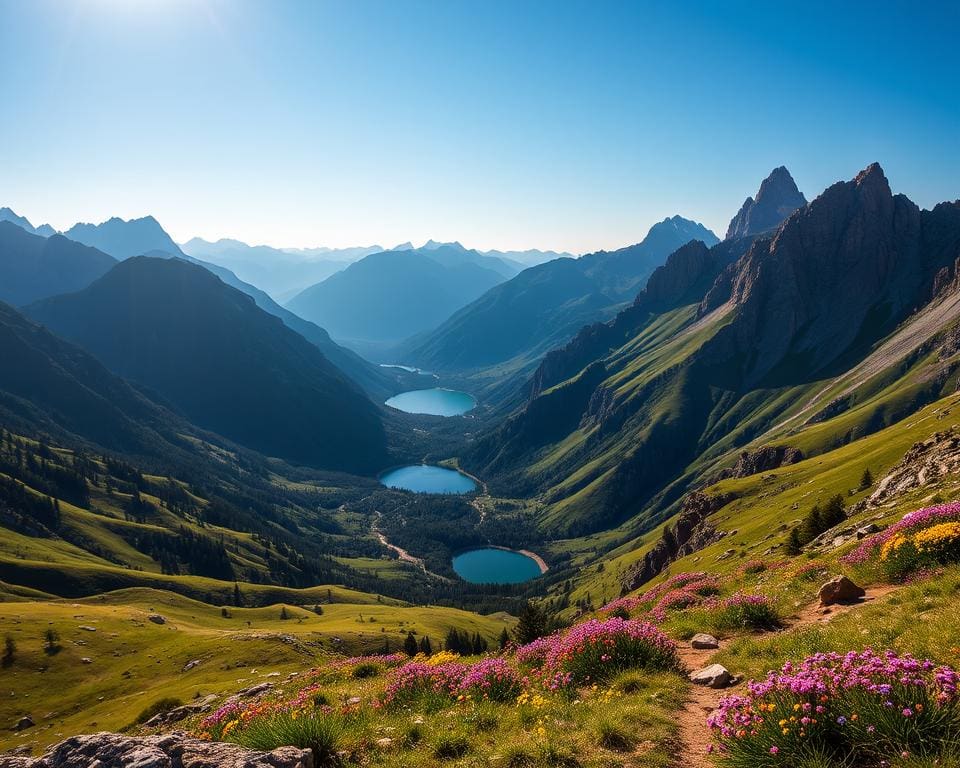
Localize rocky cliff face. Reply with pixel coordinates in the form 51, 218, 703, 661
716, 445, 804, 480
621, 492, 733, 591
699, 163, 960, 388
725, 166, 807, 240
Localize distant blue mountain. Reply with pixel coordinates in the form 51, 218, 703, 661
59, 215, 408, 398
0, 207, 56, 237
399, 215, 719, 372
285, 244, 521, 356
0, 221, 116, 307
181, 237, 382, 301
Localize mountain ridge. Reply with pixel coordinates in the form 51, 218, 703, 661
25, 257, 389, 473
399, 215, 719, 376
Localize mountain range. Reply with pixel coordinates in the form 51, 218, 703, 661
25, 256, 388, 473
180, 238, 381, 301
0, 222, 117, 306
40, 214, 418, 400
0, 207, 56, 237
286, 243, 522, 356
469, 163, 960, 538
398, 215, 719, 375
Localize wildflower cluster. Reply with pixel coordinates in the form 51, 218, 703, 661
459, 657, 524, 702
843, 503, 960, 579
519, 617, 679, 687
702, 592, 780, 631
380, 661, 468, 707
708, 650, 960, 766
600, 571, 721, 624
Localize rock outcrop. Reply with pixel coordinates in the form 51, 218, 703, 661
725, 166, 806, 240
700, 164, 960, 388
866, 427, 960, 507
717, 445, 804, 480
621, 492, 733, 591
0, 731, 312, 768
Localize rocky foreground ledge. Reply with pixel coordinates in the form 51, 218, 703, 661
0, 731, 313, 768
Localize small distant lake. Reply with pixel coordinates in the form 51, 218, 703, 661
384, 388, 476, 416
380, 464, 478, 494
452, 547, 543, 584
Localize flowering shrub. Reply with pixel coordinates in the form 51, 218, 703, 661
599, 595, 643, 617
380, 656, 524, 707
380, 661, 467, 708
515, 635, 556, 666
538, 618, 679, 686
843, 503, 960, 575
650, 589, 703, 622
601, 573, 723, 624
639, 571, 712, 605
459, 658, 523, 702
708, 650, 960, 767
703, 593, 780, 631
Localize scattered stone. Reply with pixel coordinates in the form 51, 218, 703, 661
818, 575, 866, 606
690, 633, 720, 650
143, 697, 218, 728
689, 664, 732, 689
78, 626, 97, 632
13, 716, 35, 732
375, 738, 393, 749
146, 615, 165, 625
346, 697, 361, 706
0, 731, 313, 767
239, 683, 273, 698
181, 660, 201, 672
856, 524, 880, 539
80, 658, 93, 665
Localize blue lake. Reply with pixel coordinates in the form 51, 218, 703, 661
384, 388, 476, 416
452, 547, 543, 584
380, 464, 478, 494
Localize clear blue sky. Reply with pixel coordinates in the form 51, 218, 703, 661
2, 0, 957, 253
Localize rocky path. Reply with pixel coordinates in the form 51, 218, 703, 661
674, 585, 900, 768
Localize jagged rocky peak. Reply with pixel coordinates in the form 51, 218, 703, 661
725, 166, 807, 240
702, 161, 936, 387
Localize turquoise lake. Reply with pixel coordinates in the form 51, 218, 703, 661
452, 548, 543, 584
380, 464, 477, 494
384, 388, 476, 416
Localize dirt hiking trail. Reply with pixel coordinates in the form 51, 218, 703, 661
674, 585, 900, 768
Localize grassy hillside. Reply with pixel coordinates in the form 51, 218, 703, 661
0, 588, 513, 752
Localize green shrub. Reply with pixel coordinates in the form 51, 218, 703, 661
352, 662, 379, 679
597, 721, 633, 752
227, 712, 343, 763
131, 697, 182, 727
434, 736, 470, 760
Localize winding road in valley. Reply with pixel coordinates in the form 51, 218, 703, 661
371, 512, 452, 582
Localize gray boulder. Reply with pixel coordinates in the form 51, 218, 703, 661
689, 664, 731, 688
690, 633, 720, 650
